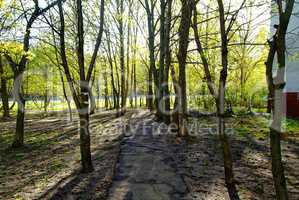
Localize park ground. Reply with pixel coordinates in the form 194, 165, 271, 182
0, 109, 299, 200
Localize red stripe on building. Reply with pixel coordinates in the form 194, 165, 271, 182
285, 92, 299, 118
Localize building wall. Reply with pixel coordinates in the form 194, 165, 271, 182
270, 2, 299, 118
285, 93, 299, 119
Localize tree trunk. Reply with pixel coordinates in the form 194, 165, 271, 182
176, 0, 193, 137
270, 27, 289, 200
156, 0, 166, 121
133, 56, 137, 108
265, 39, 276, 113
78, 92, 93, 172
12, 100, 25, 147
0, 56, 10, 118
217, 0, 239, 199
270, 128, 288, 200
118, 0, 126, 115
60, 71, 72, 121
44, 94, 50, 113
163, 0, 172, 124
43, 65, 50, 113
89, 90, 96, 114
170, 65, 179, 128
267, 1, 294, 198
144, 1, 155, 111
147, 67, 154, 110
77, 0, 94, 172
104, 72, 109, 109
133, 25, 138, 108
79, 111, 93, 173
12, 77, 25, 148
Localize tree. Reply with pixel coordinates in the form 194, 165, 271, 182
139, 0, 157, 110
155, 0, 167, 121
192, 0, 248, 198
216, 0, 240, 198
163, 0, 173, 124
176, 0, 194, 137
57, 0, 105, 172
265, 0, 295, 199
3, 0, 62, 148
116, 0, 126, 115
0, 55, 10, 118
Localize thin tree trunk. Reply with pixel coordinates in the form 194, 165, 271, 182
147, 68, 154, 110
176, 0, 193, 137
266, 1, 294, 198
43, 66, 50, 113
163, 0, 172, 124
12, 71, 25, 148
104, 72, 109, 109
0, 56, 10, 118
89, 71, 97, 114
217, 0, 239, 199
170, 65, 179, 127
265, 39, 276, 113
58, 0, 105, 172
144, 0, 155, 111
118, 0, 126, 114
156, 0, 166, 121
4, 0, 61, 148
133, 24, 138, 108
60, 71, 72, 122
76, 0, 94, 172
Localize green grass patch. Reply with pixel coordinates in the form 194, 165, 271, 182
232, 115, 269, 139
282, 118, 299, 133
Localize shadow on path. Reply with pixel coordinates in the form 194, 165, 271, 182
107, 111, 189, 200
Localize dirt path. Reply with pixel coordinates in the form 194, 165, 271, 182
107, 111, 189, 200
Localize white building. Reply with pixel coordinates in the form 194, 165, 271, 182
270, 2, 299, 118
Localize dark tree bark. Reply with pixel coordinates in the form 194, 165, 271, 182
170, 64, 179, 127
0, 56, 10, 118
57, 0, 105, 173
176, 0, 193, 137
141, 0, 156, 110
103, 71, 109, 109
60, 71, 72, 121
12, 70, 25, 148
116, 0, 126, 115
216, 0, 240, 199
4, 0, 63, 148
156, 0, 166, 121
193, 1, 241, 198
163, 0, 172, 124
76, 0, 94, 172
267, 1, 295, 199
105, 29, 120, 112
265, 38, 276, 113
132, 21, 138, 108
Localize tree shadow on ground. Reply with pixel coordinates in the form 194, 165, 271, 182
38, 141, 120, 200
170, 116, 299, 199
0, 110, 134, 200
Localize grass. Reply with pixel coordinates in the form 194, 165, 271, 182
283, 118, 299, 133
232, 115, 270, 140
